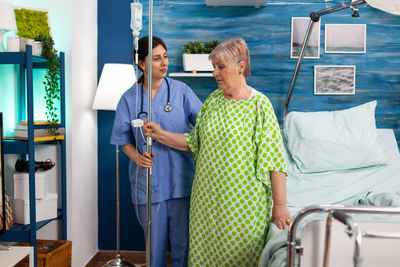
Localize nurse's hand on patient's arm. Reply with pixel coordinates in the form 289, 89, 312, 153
138, 152, 155, 168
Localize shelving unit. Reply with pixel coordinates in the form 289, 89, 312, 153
169, 72, 213, 77
0, 45, 66, 267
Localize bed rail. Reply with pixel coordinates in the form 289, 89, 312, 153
286, 205, 400, 267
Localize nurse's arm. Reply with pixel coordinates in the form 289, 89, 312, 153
143, 121, 190, 152
122, 143, 155, 168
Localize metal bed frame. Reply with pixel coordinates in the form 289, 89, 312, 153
286, 205, 400, 267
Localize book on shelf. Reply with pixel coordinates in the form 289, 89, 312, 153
19, 120, 59, 126
14, 127, 65, 138
5, 135, 65, 142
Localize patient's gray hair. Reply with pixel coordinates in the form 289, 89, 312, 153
209, 37, 251, 77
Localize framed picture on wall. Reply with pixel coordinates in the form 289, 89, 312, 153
314, 65, 356, 95
291, 17, 321, 59
325, 24, 366, 53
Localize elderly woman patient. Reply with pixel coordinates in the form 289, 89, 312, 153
143, 37, 289, 266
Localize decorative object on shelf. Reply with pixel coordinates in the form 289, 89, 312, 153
15, 159, 55, 173
14, 171, 50, 200
11, 193, 58, 224
0, 2, 17, 52
13, 121, 65, 139
93, 63, 136, 267
6, 36, 19, 52
33, 41, 43, 56
205, 0, 267, 8
35, 34, 61, 136
14, 8, 61, 136
19, 38, 34, 52
0, 193, 15, 230
14, 8, 51, 40
182, 40, 221, 72
0, 111, 15, 230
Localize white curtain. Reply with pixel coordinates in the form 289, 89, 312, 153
366, 0, 400, 15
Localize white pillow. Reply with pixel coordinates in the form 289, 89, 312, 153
284, 101, 387, 173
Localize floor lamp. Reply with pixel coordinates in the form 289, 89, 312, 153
93, 63, 137, 267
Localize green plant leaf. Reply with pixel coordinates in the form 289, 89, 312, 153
182, 40, 222, 54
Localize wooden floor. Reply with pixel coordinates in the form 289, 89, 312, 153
85, 251, 172, 267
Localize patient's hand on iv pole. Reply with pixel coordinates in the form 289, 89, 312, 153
271, 204, 291, 230
143, 121, 191, 152
138, 152, 155, 168
142, 120, 163, 141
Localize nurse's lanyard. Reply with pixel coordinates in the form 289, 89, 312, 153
138, 77, 172, 119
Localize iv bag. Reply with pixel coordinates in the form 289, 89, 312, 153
131, 2, 143, 37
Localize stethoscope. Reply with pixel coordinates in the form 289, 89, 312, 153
138, 77, 172, 119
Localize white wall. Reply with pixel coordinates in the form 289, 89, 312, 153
1, 0, 98, 265
70, 0, 99, 265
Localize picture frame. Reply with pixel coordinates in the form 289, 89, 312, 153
291, 17, 321, 59
325, 24, 366, 53
314, 65, 356, 95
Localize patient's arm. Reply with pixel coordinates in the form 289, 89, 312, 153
143, 121, 191, 152
270, 171, 291, 230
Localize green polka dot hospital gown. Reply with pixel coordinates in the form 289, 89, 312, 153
184, 89, 287, 266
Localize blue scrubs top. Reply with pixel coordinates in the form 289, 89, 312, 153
111, 77, 202, 205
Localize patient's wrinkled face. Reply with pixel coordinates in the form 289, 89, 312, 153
211, 58, 241, 92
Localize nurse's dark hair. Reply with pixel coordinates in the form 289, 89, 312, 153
136, 35, 167, 84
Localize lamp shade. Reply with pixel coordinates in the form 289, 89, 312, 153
0, 2, 17, 31
92, 63, 136, 110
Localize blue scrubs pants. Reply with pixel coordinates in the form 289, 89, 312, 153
137, 197, 190, 267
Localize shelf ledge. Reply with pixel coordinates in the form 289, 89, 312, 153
169, 72, 214, 77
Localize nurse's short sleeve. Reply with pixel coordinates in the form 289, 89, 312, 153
255, 96, 287, 188
110, 96, 135, 145
183, 85, 202, 126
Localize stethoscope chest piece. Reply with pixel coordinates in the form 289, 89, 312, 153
140, 77, 173, 116
164, 103, 173, 112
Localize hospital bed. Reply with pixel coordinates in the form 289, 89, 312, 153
257, 0, 400, 266
258, 101, 400, 267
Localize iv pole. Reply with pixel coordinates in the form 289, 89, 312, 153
146, 0, 153, 266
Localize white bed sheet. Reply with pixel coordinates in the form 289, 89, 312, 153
285, 128, 400, 217
258, 129, 400, 267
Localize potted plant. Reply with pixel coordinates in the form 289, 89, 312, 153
14, 9, 61, 135
182, 40, 221, 72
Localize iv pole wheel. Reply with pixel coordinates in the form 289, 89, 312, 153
103, 254, 136, 267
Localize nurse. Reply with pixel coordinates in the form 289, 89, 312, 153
110, 35, 202, 267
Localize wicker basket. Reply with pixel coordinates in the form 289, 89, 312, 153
15, 239, 72, 267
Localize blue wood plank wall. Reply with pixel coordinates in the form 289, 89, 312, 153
98, 0, 400, 251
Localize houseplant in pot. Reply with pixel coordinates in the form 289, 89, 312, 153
182, 40, 221, 72
14, 9, 61, 135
